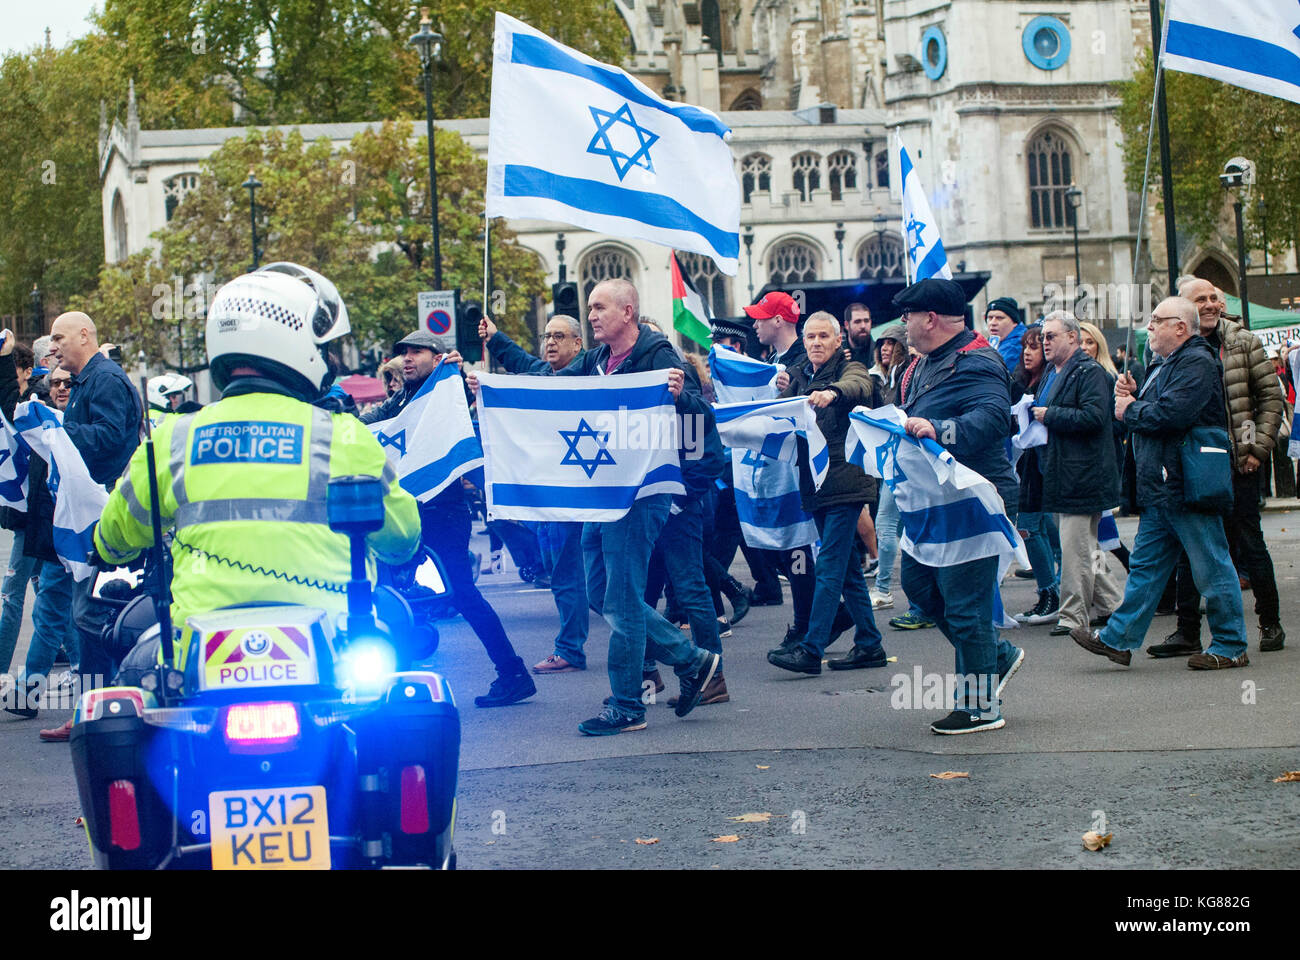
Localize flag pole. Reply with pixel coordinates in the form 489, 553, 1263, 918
482, 215, 491, 313
1150, 0, 1180, 296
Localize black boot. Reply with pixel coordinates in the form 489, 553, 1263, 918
720, 576, 752, 626
474, 658, 537, 707
768, 624, 803, 656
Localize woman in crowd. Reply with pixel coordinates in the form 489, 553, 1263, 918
868, 322, 910, 609
1011, 324, 1062, 624
1078, 321, 1131, 571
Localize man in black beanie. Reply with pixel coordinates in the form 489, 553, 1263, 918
985, 297, 1025, 372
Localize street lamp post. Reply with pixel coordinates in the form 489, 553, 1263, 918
1257, 196, 1270, 278
555, 232, 566, 283
410, 9, 444, 291
743, 226, 755, 300
834, 221, 846, 280
241, 169, 262, 271
1221, 157, 1255, 330
1065, 182, 1083, 286
871, 211, 887, 278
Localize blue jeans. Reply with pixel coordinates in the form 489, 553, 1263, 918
1017, 510, 1060, 592
874, 485, 902, 594
652, 499, 720, 663
23, 561, 76, 683
581, 495, 709, 721
0, 531, 39, 675
901, 553, 1017, 717
802, 502, 883, 656
536, 520, 590, 668
1100, 507, 1246, 658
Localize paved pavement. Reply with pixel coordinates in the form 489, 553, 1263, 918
2, 512, 1298, 869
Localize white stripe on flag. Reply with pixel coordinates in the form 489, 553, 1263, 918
367, 359, 483, 502
476, 370, 684, 522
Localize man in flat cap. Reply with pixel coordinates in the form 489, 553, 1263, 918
361, 330, 537, 708
894, 278, 1024, 734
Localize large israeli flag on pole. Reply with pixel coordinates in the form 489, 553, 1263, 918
485, 12, 741, 274
895, 132, 952, 282
1163, 0, 1300, 104
14, 401, 108, 581
366, 359, 483, 502
476, 370, 684, 522
0, 412, 30, 509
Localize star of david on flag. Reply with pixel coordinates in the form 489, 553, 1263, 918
486, 12, 741, 274
895, 132, 952, 281
559, 418, 617, 477
376, 429, 407, 458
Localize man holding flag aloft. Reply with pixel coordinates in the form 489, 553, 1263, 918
895, 278, 1025, 734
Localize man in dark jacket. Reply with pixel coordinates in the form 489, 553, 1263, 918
985, 297, 1026, 372
896, 279, 1024, 735
362, 329, 537, 708
1034, 312, 1123, 637
510, 279, 721, 734
1072, 297, 1248, 669
767, 312, 888, 674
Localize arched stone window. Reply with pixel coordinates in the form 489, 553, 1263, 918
768, 239, 820, 285
856, 234, 905, 279
827, 151, 858, 201
678, 251, 728, 317
741, 152, 772, 204
791, 152, 822, 202
580, 245, 637, 307
1027, 129, 1074, 229
111, 190, 128, 263
874, 151, 890, 189
164, 172, 200, 221
729, 88, 762, 110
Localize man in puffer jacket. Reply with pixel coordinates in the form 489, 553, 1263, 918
1163, 278, 1285, 655
767, 312, 888, 675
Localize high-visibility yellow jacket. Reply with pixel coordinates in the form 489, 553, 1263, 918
95, 391, 421, 634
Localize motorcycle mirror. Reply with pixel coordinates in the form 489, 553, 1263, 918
327, 476, 386, 536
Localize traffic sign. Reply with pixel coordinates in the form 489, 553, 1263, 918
417, 290, 458, 345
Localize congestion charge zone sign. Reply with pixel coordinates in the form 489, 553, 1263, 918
418, 290, 457, 346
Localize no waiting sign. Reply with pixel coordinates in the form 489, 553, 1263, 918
417, 290, 457, 345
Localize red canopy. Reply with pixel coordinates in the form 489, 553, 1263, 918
339, 373, 387, 404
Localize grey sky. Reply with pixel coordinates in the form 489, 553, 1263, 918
5, 1, 99, 56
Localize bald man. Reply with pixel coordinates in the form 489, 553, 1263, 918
32, 312, 141, 741
1072, 297, 1249, 671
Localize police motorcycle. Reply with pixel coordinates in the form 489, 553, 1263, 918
69, 263, 461, 870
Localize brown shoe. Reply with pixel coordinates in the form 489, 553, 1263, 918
644, 669, 665, 694
667, 672, 728, 707
1069, 626, 1131, 666
1187, 651, 1250, 670
38, 718, 74, 742
532, 655, 582, 674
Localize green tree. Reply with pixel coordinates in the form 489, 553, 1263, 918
1118, 53, 1300, 260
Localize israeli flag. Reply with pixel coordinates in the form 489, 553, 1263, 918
486, 12, 741, 274
895, 132, 952, 282
0, 412, 30, 510
713, 398, 830, 489
846, 406, 1026, 571
1163, 0, 1300, 105
14, 401, 108, 581
366, 359, 483, 503
707, 345, 782, 404
476, 370, 684, 522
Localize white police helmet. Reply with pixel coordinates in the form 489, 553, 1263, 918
146, 373, 193, 409
205, 262, 351, 397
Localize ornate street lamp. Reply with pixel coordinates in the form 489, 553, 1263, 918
1221, 157, 1256, 329
241, 169, 262, 271
834, 221, 846, 280
410, 8, 444, 290
1065, 182, 1083, 285
743, 225, 755, 300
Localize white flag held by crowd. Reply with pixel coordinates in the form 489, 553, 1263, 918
476, 370, 684, 522
1162, 0, 1300, 105
485, 12, 741, 274
896, 132, 953, 282
13, 401, 108, 581
366, 358, 483, 502
846, 405, 1026, 571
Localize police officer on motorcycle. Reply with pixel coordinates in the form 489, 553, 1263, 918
94, 263, 421, 672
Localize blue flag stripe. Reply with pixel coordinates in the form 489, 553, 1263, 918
503, 165, 740, 261
1166, 20, 1300, 90
916, 241, 950, 282
708, 354, 777, 387
899, 500, 1017, 547
479, 379, 671, 411
492, 463, 682, 508
400, 436, 483, 498
734, 487, 807, 528
509, 34, 730, 138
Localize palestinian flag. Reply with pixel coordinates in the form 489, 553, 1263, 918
670, 252, 713, 347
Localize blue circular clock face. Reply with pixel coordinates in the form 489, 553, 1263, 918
1023, 16, 1071, 71
920, 25, 947, 80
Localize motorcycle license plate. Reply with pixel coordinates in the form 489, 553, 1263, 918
209, 787, 330, 870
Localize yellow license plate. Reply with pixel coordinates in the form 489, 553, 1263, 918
209, 786, 330, 870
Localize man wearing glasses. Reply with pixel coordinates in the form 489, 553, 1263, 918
47, 370, 71, 411
1072, 297, 1248, 670
479, 313, 592, 675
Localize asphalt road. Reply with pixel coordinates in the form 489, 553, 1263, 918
3, 513, 1298, 870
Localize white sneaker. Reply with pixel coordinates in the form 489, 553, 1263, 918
863, 557, 880, 578
870, 589, 895, 609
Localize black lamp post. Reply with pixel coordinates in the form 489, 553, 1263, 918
834, 221, 846, 280
241, 169, 262, 270
870, 211, 888, 278
410, 8, 444, 291
555, 232, 566, 283
1257, 196, 1270, 278
743, 225, 755, 299
1065, 182, 1083, 285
